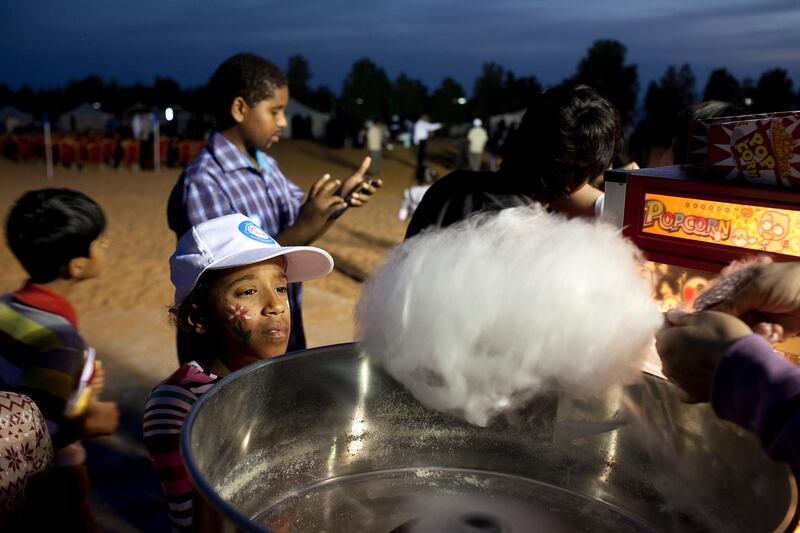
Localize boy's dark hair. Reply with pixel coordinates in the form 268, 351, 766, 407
207, 52, 288, 131
501, 84, 623, 204
6, 188, 106, 283
672, 100, 744, 164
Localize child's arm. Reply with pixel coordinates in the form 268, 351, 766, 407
276, 173, 347, 246
17, 344, 87, 448
549, 183, 603, 219
78, 398, 119, 438
278, 158, 382, 245
184, 174, 235, 227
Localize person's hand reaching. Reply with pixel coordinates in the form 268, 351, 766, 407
707, 262, 800, 339
655, 310, 752, 402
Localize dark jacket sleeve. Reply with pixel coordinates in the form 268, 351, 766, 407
712, 334, 800, 468
404, 170, 534, 239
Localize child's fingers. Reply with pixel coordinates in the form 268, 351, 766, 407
313, 177, 342, 200
324, 199, 348, 218
309, 174, 337, 198
352, 157, 371, 178
358, 179, 382, 195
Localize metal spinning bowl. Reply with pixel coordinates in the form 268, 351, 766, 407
182, 343, 798, 532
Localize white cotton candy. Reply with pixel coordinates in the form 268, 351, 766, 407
356, 206, 663, 426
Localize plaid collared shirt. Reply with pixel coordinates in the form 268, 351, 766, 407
167, 131, 309, 349
167, 131, 305, 238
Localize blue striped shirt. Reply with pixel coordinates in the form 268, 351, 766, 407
167, 131, 309, 350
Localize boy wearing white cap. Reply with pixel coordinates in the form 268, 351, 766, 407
143, 213, 333, 532
467, 118, 488, 171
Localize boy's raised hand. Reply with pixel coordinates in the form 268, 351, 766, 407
280, 173, 346, 245
338, 156, 383, 208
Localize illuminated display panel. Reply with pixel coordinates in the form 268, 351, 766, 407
641, 193, 800, 257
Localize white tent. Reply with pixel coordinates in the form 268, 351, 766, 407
489, 109, 526, 131
281, 98, 329, 140
57, 103, 114, 132
0, 105, 34, 132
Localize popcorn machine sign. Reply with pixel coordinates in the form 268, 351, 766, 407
642, 193, 800, 257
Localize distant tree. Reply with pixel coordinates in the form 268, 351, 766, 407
13, 85, 37, 116
573, 39, 638, 125
504, 73, 542, 112
430, 77, 467, 124
310, 86, 335, 113
64, 75, 105, 109
703, 68, 741, 105
287, 54, 312, 105
472, 62, 507, 118
152, 76, 182, 108
340, 58, 391, 124
389, 72, 427, 120
0, 84, 13, 107
643, 64, 696, 146
754, 68, 795, 112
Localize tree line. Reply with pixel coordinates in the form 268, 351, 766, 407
1, 39, 797, 145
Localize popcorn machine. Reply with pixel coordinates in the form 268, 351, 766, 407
604, 110, 800, 358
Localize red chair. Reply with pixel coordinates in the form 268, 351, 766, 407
58, 139, 78, 167
84, 142, 102, 165
178, 140, 192, 166
16, 137, 33, 160
121, 139, 140, 168
101, 139, 116, 164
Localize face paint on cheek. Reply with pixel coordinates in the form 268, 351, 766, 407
227, 304, 252, 343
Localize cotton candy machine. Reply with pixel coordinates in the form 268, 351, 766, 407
182, 343, 798, 533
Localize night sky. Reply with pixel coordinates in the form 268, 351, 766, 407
2, 0, 798, 96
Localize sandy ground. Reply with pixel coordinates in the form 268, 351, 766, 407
0, 139, 459, 531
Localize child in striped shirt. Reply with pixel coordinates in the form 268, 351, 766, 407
143, 213, 333, 532
0, 188, 119, 531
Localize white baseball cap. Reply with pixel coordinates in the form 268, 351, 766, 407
170, 213, 334, 303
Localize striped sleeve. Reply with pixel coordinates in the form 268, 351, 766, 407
0, 302, 87, 448
143, 364, 218, 533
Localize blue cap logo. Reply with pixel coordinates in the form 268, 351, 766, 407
238, 221, 276, 245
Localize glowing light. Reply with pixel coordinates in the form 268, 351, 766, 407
744, 97, 753, 106
165, 107, 174, 122
457, 97, 467, 105
92, 102, 101, 110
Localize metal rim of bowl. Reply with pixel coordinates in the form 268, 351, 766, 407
180, 342, 800, 533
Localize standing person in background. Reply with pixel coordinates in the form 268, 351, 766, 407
398, 170, 439, 222
167, 52, 381, 354
413, 113, 442, 183
366, 119, 384, 176
467, 118, 489, 171
388, 114, 401, 149
487, 119, 507, 171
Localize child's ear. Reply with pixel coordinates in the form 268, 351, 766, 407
66, 257, 89, 279
187, 304, 207, 334
230, 96, 248, 124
